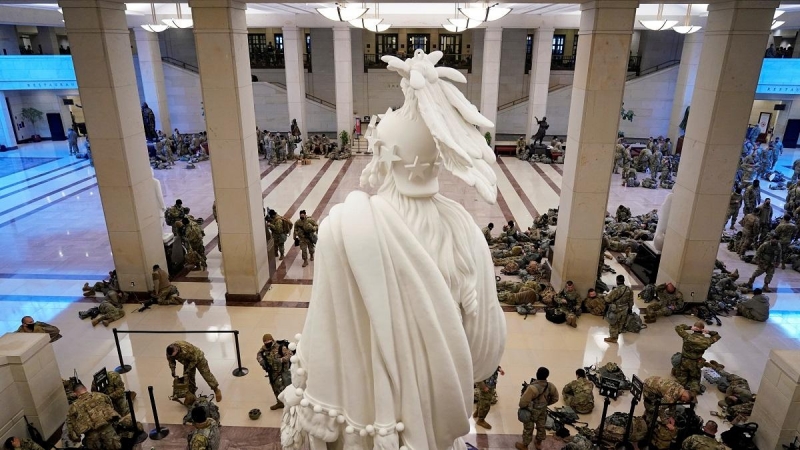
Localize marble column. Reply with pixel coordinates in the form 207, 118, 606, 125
133, 28, 171, 134
190, 0, 270, 301
36, 27, 60, 55
60, 0, 167, 292
656, 0, 778, 299
749, 350, 800, 450
480, 27, 502, 139
283, 25, 307, 140
550, 0, 638, 293
667, 31, 703, 146
0, 91, 16, 149
526, 28, 554, 139
333, 25, 353, 137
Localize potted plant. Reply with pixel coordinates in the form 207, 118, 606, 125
21, 107, 44, 142
484, 131, 492, 147
339, 130, 350, 149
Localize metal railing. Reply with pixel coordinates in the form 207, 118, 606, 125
525, 54, 643, 73
162, 56, 198, 73
268, 82, 336, 109
627, 59, 680, 80
249, 50, 312, 72
364, 53, 472, 73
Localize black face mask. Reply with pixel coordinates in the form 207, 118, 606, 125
266, 342, 274, 350
25, 323, 35, 330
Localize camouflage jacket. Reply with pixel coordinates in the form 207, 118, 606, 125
774, 221, 798, 243
256, 343, 292, 381
728, 192, 742, 210
268, 215, 292, 236
66, 392, 120, 439
482, 227, 492, 244
755, 240, 782, 265
740, 214, 759, 233
185, 221, 205, 243
165, 205, 186, 226
655, 284, 684, 310
17, 439, 45, 450
743, 186, 759, 208
188, 419, 220, 450
168, 340, 206, 374
604, 284, 633, 313
675, 325, 720, 360
557, 288, 581, 312
562, 378, 594, 409
644, 376, 684, 403
293, 217, 318, 242
16, 321, 61, 342
91, 370, 126, 405
681, 433, 725, 450
519, 380, 559, 410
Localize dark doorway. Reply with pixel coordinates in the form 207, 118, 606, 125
407, 34, 430, 53
47, 113, 66, 141
785, 119, 800, 149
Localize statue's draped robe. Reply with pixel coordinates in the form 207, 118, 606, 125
285, 190, 506, 450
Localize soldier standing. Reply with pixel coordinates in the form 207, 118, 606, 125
165, 199, 188, 234
183, 217, 207, 270
187, 406, 220, 450
603, 275, 633, 344
516, 367, 558, 450
66, 384, 121, 450
674, 322, 721, 394
743, 180, 761, 215
267, 210, 293, 260
774, 215, 798, 269
681, 420, 724, 450
726, 188, 743, 230
474, 365, 504, 429
516, 136, 527, 159
3, 437, 44, 450
294, 210, 319, 267
613, 140, 625, 174
644, 282, 684, 324
737, 209, 761, 257
256, 334, 293, 410
746, 235, 782, 292
167, 341, 223, 402
756, 199, 773, 243
16, 316, 61, 342
561, 368, 594, 414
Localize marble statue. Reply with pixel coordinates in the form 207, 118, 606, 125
142, 102, 157, 141
279, 50, 507, 450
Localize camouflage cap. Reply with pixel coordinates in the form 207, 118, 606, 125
262, 334, 274, 343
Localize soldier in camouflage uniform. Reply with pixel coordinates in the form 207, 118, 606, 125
737, 209, 760, 257
517, 367, 559, 450
714, 367, 756, 420
183, 217, 207, 270
726, 188, 743, 230
561, 368, 594, 414
746, 235, 782, 292
774, 215, 798, 269
16, 316, 61, 342
474, 365, 504, 429
256, 333, 292, 410
603, 275, 633, 343
91, 370, 134, 416
497, 280, 542, 305
66, 384, 121, 450
167, 341, 223, 402
645, 282, 684, 324
90, 300, 125, 327
3, 437, 45, 450
187, 406, 220, 450
613, 140, 625, 174
556, 281, 581, 328
165, 199, 189, 234
674, 322, 721, 394
482, 223, 494, 245
583, 289, 606, 316
150, 264, 184, 305
267, 209, 293, 260
756, 199, 773, 243
643, 376, 693, 422
681, 420, 724, 450
743, 180, 760, 215
516, 136, 528, 159
294, 210, 319, 267
638, 146, 653, 175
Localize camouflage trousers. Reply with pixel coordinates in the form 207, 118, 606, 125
299, 240, 315, 262
156, 285, 183, 305
738, 231, 754, 256
651, 422, 677, 450
499, 289, 539, 305
673, 356, 703, 394
750, 261, 776, 285
609, 312, 629, 339
269, 370, 291, 401
646, 301, 674, 319
642, 386, 665, 421
522, 408, 547, 446
726, 207, 739, 229
186, 359, 219, 394
727, 401, 754, 419
780, 241, 792, 264
187, 238, 207, 268
274, 233, 287, 258
83, 423, 121, 450
475, 387, 494, 419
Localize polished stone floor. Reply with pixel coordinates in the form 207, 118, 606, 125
1, 139, 799, 448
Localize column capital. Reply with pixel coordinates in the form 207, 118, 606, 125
579, 0, 639, 12
58, 0, 125, 10
706, 0, 780, 10
536, 27, 555, 33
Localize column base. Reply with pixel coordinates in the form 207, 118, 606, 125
225, 292, 262, 303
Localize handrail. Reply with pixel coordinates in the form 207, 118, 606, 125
626, 59, 680, 81
263, 82, 335, 109
496, 84, 569, 111
161, 56, 198, 73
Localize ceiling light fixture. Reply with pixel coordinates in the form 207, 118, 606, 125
141, 3, 169, 32
459, 2, 511, 22
318, 2, 368, 22
162, 2, 193, 29
350, 1, 390, 32
442, 3, 481, 32
673, 4, 701, 34
640, 3, 678, 31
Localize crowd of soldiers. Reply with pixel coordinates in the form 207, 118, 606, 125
258, 130, 353, 165
515, 135, 564, 164
151, 129, 210, 170
166, 199, 208, 271
614, 136, 678, 190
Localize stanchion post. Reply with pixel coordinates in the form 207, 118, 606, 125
231, 330, 249, 377
113, 328, 132, 374
147, 386, 169, 440
125, 390, 148, 445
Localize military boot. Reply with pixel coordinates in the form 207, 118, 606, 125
91, 317, 102, 327
475, 419, 492, 429
515, 443, 527, 450
534, 439, 543, 450
302, 259, 308, 268
763, 285, 772, 293
270, 401, 284, 410
78, 310, 92, 320
604, 337, 618, 343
